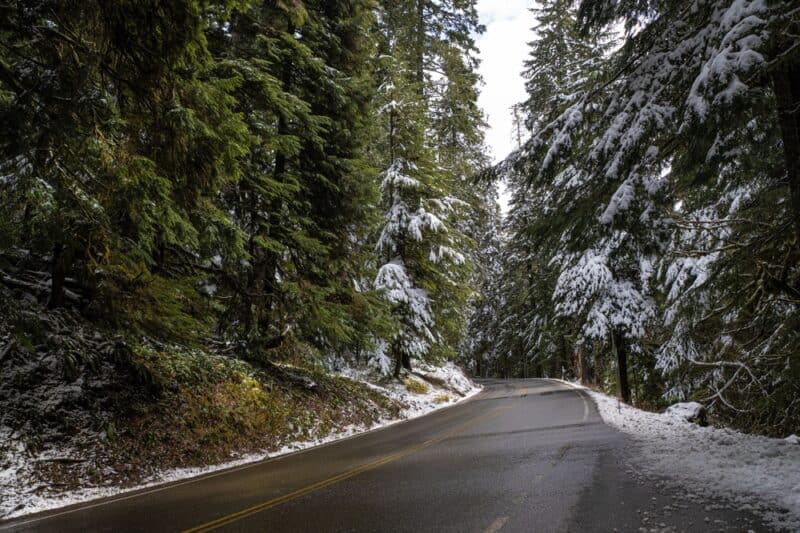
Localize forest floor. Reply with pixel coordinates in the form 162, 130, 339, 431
576, 383, 800, 531
0, 287, 479, 519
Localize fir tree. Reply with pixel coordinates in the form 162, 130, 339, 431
492, 0, 800, 429
372, 50, 466, 376
370, 0, 485, 375
0, 0, 249, 341
568, 0, 800, 428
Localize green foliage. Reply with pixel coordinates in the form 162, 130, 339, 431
371, 0, 489, 374
475, 0, 800, 435
0, 0, 490, 381
404, 378, 429, 394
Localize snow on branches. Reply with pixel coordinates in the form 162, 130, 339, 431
553, 245, 656, 342
374, 158, 468, 367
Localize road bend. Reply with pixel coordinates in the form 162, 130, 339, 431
0, 379, 769, 532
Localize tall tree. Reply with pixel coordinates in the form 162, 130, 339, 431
371, 0, 484, 375
570, 0, 800, 428
492, 0, 800, 430
0, 0, 248, 341
372, 50, 466, 375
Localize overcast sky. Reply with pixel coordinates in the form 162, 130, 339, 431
475, 0, 534, 212
476, 0, 533, 164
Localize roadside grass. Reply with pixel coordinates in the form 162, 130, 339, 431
404, 378, 429, 394
0, 289, 404, 496
0, 286, 478, 518
29, 349, 403, 492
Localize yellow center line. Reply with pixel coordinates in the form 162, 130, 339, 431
484, 515, 509, 533
183, 404, 516, 533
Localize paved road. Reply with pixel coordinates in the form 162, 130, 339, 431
1, 379, 769, 532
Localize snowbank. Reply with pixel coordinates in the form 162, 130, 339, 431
0, 363, 480, 520
337, 360, 480, 419
664, 401, 706, 423
586, 388, 800, 531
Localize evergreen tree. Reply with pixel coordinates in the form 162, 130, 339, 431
206, 0, 387, 360
0, 0, 490, 394
369, 0, 487, 375
463, 194, 502, 377
0, 0, 249, 341
567, 0, 800, 429
372, 50, 467, 376
491, 0, 800, 430
487, 0, 626, 386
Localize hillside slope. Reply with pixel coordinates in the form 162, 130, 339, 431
0, 287, 478, 519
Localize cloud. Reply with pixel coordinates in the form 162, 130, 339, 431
477, 0, 532, 26
475, 0, 535, 212
476, 0, 533, 164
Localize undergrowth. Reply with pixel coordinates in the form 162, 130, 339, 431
0, 286, 403, 494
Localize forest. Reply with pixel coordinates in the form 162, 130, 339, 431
477, 0, 800, 438
0, 0, 494, 502
0, 0, 798, 507
0, 0, 491, 375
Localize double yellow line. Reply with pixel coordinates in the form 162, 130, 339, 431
184, 404, 514, 532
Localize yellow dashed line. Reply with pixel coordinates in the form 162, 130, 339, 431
183, 404, 516, 532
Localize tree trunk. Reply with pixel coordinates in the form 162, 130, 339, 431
252, 23, 294, 342
575, 345, 587, 385
48, 242, 66, 309
613, 330, 630, 403
389, 106, 396, 162
415, 0, 425, 96
402, 351, 412, 372
394, 348, 402, 378
392, 352, 412, 377
555, 334, 567, 378
772, 61, 800, 243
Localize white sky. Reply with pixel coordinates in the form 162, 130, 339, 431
475, 0, 535, 212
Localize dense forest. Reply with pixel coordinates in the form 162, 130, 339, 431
0, 0, 798, 490
0, 0, 496, 499
470, 0, 800, 437
0, 0, 492, 372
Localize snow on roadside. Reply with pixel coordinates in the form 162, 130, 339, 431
0, 363, 480, 521
337, 360, 481, 419
585, 388, 800, 532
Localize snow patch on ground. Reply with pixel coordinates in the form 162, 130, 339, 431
585, 388, 800, 531
0, 363, 480, 521
663, 401, 705, 422
337, 360, 480, 419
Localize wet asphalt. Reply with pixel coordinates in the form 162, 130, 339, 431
0, 379, 773, 532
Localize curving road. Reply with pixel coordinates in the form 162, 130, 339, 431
0, 379, 769, 532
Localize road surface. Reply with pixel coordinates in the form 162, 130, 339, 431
0, 379, 769, 532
